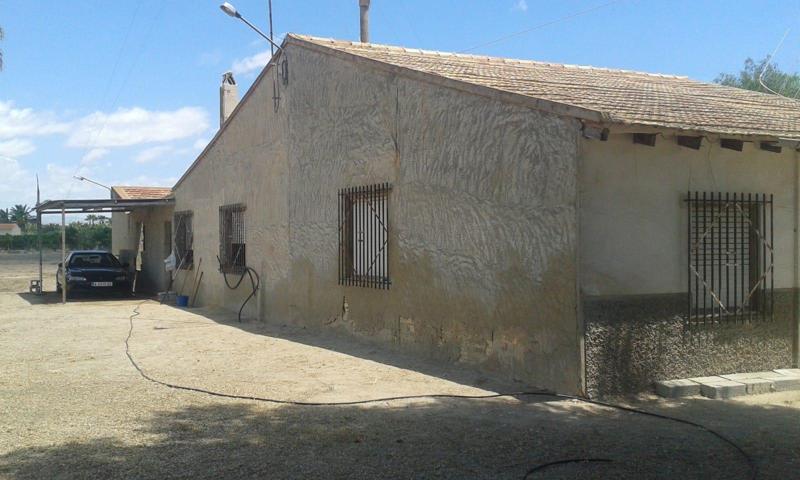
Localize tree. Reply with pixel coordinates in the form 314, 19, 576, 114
715, 57, 800, 99
0, 208, 8, 223
10, 204, 31, 229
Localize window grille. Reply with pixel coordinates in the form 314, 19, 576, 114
173, 211, 193, 270
686, 192, 774, 326
219, 204, 246, 273
338, 183, 391, 289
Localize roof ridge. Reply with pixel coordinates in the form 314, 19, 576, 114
288, 34, 689, 80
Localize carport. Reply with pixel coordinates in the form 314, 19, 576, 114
35, 197, 174, 303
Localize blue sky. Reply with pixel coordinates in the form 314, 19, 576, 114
2, 0, 800, 220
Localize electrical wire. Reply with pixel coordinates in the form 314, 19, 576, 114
124, 301, 757, 480
459, 0, 624, 54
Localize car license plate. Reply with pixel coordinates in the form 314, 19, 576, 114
91, 282, 113, 287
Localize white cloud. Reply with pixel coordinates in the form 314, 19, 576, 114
192, 137, 210, 151
514, 0, 528, 12
0, 138, 36, 158
80, 148, 110, 166
0, 157, 32, 197
232, 50, 272, 76
134, 145, 174, 164
0, 101, 71, 139
67, 106, 210, 148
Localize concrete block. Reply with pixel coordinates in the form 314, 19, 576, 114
655, 379, 701, 398
773, 369, 800, 377
690, 377, 747, 399
762, 374, 800, 392
721, 372, 774, 381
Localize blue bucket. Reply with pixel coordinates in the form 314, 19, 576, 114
176, 295, 189, 307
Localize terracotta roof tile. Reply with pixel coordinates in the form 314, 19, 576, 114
290, 35, 800, 140
111, 186, 172, 200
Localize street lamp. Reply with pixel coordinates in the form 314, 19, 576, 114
219, 2, 282, 53
74, 175, 111, 191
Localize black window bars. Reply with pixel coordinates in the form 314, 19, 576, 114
219, 204, 246, 274
173, 211, 193, 269
338, 183, 391, 289
686, 192, 774, 326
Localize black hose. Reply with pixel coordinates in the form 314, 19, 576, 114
217, 255, 260, 323
125, 301, 757, 480
524, 458, 612, 477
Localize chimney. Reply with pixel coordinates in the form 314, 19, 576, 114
220, 71, 238, 127
359, 0, 370, 43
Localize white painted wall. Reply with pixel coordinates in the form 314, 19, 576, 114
579, 133, 798, 296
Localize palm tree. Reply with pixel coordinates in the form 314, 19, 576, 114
85, 214, 98, 226
0, 208, 9, 223
10, 204, 31, 229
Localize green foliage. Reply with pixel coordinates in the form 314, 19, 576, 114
715, 57, 800, 99
0, 222, 111, 251
0, 208, 8, 223
9, 204, 32, 229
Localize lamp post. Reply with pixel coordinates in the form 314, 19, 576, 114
74, 175, 111, 191
219, 2, 282, 53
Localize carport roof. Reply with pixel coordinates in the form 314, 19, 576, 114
36, 197, 174, 215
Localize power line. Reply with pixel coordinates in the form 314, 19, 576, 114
459, 0, 625, 54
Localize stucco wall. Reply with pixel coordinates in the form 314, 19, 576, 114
111, 206, 173, 293
580, 133, 798, 395
173, 44, 583, 393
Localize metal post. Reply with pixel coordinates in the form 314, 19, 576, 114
61, 207, 66, 304
37, 211, 43, 294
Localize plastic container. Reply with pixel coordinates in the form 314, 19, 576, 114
176, 295, 189, 307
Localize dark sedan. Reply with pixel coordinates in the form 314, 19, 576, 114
56, 251, 131, 297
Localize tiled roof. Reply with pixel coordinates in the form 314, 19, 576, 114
289, 35, 800, 140
111, 186, 172, 200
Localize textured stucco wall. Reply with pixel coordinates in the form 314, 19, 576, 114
172, 56, 290, 320
580, 133, 799, 395
584, 292, 795, 396
173, 44, 583, 393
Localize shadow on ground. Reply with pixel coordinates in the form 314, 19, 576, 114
1, 394, 798, 479
16, 290, 155, 305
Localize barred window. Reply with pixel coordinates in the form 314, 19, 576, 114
687, 192, 774, 325
338, 183, 391, 289
219, 204, 246, 273
174, 211, 193, 270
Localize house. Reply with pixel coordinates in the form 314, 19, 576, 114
110, 186, 173, 293
0, 223, 22, 236
118, 34, 800, 396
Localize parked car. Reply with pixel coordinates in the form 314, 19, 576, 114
56, 251, 131, 297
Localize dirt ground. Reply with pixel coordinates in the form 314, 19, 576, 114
0, 252, 799, 479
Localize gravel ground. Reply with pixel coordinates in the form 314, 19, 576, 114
0, 252, 799, 479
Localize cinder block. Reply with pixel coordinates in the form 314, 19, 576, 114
721, 372, 774, 381
764, 375, 800, 392
739, 378, 774, 395
773, 369, 800, 377
655, 379, 701, 398
694, 379, 747, 399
